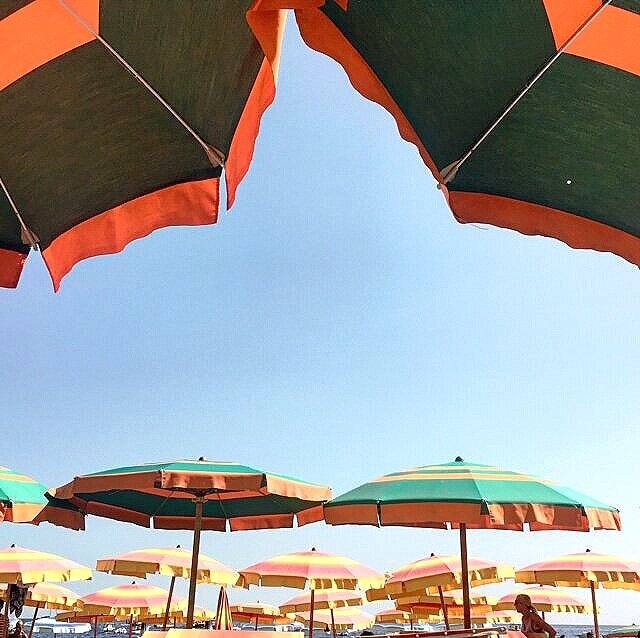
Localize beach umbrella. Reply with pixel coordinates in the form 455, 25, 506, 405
295, 608, 374, 632
213, 587, 232, 631
239, 548, 384, 638
229, 603, 289, 629
280, 1, 640, 268
48, 457, 331, 627
324, 456, 620, 628
0, 467, 79, 527
279, 590, 364, 614
0, 546, 91, 638
447, 610, 520, 627
79, 582, 186, 638
1, 583, 81, 638
516, 550, 640, 638
96, 545, 239, 630
0, 2, 287, 291
495, 585, 592, 614
374, 608, 412, 625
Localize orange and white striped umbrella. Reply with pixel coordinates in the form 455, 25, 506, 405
279, 590, 364, 614
296, 608, 375, 631
495, 585, 592, 613
516, 550, 640, 638
96, 546, 239, 585
79, 582, 186, 619
0, 545, 92, 584
383, 554, 513, 595
239, 548, 384, 590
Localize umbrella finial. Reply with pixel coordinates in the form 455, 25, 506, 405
454, 456, 464, 462
311, 547, 317, 552
198, 456, 207, 461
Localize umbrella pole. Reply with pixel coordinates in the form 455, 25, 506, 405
186, 495, 205, 629
255, 616, 258, 631
162, 576, 176, 631
330, 608, 337, 638
309, 589, 315, 638
590, 582, 600, 638
459, 523, 471, 630
28, 602, 42, 638
93, 616, 98, 638
409, 616, 413, 631
437, 586, 450, 631
3, 593, 9, 638
128, 614, 134, 638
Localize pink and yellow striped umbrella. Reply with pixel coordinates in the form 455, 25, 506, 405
374, 608, 412, 625
79, 582, 186, 619
279, 590, 364, 614
239, 548, 383, 638
296, 608, 375, 631
516, 550, 640, 638
229, 602, 289, 628
495, 585, 592, 613
0, 545, 92, 584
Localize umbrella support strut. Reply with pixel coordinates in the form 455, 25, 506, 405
459, 523, 471, 630
186, 496, 205, 628
162, 576, 176, 631
309, 589, 315, 638
28, 602, 42, 638
590, 582, 599, 638
437, 586, 450, 631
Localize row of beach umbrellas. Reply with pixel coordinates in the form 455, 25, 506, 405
0, 456, 629, 634
2, 543, 639, 638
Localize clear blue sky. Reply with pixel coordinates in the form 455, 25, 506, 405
2, 17, 640, 626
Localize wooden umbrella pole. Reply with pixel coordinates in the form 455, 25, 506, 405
162, 576, 176, 631
309, 589, 315, 638
459, 523, 471, 630
186, 496, 205, 629
330, 608, 337, 638
590, 582, 600, 638
28, 602, 42, 638
254, 616, 258, 631
128, 614, 133, 638
437, 586, 450, 630
93, 616, 98, 638
3, 592, 9, 638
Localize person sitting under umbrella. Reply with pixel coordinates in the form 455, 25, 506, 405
9, 620, 27, 638
515, 594, 557, 638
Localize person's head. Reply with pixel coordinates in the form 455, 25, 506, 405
15, 621, 23, 629
514, 593, 533, 613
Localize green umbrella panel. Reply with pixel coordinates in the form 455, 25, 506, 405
276, 0, 640, 268
324, 457, 620, 629
47, 458, 332, 628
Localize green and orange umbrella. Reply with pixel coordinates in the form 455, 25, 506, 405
96, 545, 239, 630
239, 548, 384, 638
516, 550, 640, 638
48, 458, 331, 627
324, 457, 620, 628
278, 1, 640, 268
0, 2, 287, 290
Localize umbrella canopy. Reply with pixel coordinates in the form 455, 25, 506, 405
79, 583, 185, 619
239, 549, 384, 590
281, 1, 640, 268
136, 606, 215, 624
516, 550, 640, 638
374, 609, 412, 625
495, 585, 592, 613
229, 603, 289, 627
239, 548, 383, 638
1, 582, 80, 611
279, 590, 364, 614
0, 546, 92, 584
448, 610, 520, 626
96, 546, 239, 585
0, 2, 287, 290
49, 458, 331, 627
325, 457, 619, 628
382, 555, 513, 595
296, 608, 374, 631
